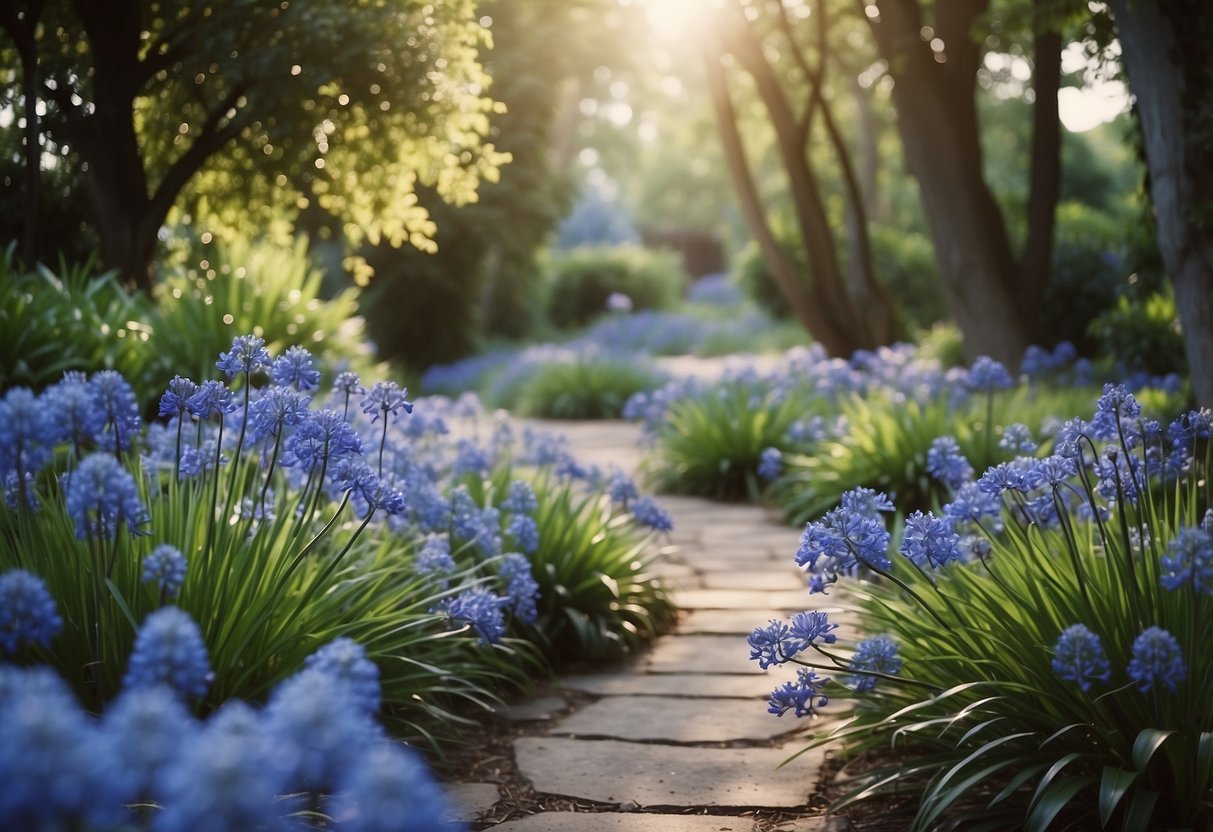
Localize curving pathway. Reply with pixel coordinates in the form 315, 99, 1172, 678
448, 419, 861, 831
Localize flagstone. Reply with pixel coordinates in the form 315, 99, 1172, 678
444, 782, 499, 822
550, 695, 804, 743
645, 634, 760, 675
559, 672, 776, 699
514, 737, 820, 807
672, 589, 807, 611
493, 696, 568, 721
700, 571, 806, 592
486, 813, 755, 832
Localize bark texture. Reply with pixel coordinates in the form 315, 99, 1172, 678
1108, 0, 1213, 406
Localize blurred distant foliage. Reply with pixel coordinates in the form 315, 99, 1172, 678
360, 0, 628, 370
0, 0, 504, 288
545, 246, 684, 330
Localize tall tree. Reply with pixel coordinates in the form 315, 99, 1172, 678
702, 0, 896, 356
862, 0, 1063, 364
0, 0, 503, 292
1106, 0, 1213, 406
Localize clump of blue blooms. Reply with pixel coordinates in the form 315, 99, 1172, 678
0, 569, 63, 654
757, 446, 783, 480
1126, 626, 1187, 693
440, 588, 508, 644
271, 345, 322, 391
216, 333, 272, 378
1051, 623, 1112, 692
631, 494, 674, 532
0, 639, 460, 831
1159, 522, 1213, 593
768, 669, 829, 717
141, 544, 188, 598
64, 452, 149, 539
499, 553, 541, 624
847, 635, 903, 692
122, 607, 212, 699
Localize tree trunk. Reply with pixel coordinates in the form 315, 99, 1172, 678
1108, 0, 1213, 407
866, 0, 1052, 365
702, 43, 860, 356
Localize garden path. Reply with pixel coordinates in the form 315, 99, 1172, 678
448, 419, 859, 831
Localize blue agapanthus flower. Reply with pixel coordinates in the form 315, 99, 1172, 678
788, 609, 838, 646
926, 435, 974, 489
89, 371, 142, 452
966, 356, 1014, 392
757, 447, 783, 481
152, 701, 289, 832
0, 666, 126, 829
767, 669, 829, 718
157, 375, 199, 419
748, 619, 799, 669
1051, 623, 1111, 692
63, 452, 150, 539
415, 535, 457, 589
0, 387, 53, 479
247, 386, 311, 442
360, 381, 413, 423
943, 481, 1003, 527
796, 504, 891, 575
0, 569, 63, 654
840, 487, 895, 517
123, 607, 212, 699
216, 334, 272, 378
286, 409, 363, 470
899, 511, 962, 568
607, 470, 639, 506
1160, 525, 1213, 594
100, 684, 198, 799
141, 544, 188, 598
499, 553, 541, 624
270, 345, 321, 391
632, 495, 674, 532
43, 372, 103, 450
1127, 626, 1187, 693
330, 743, 455, 832
441, 589, 508, 644
505, 513, 540, 554
185, 380, 237, 419
501, 479, 539, 515
304, 637, 381, 715
1091, 382, 1142, 441
848, 635, 903, 692
998, 422, 1038, 454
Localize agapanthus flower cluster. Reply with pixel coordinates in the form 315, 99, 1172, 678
499, 553, 541, 624
63, 452, 150, 540
965, 356, 1015, 392
1051, 623, 1112, 692
141, 544, 188, 598
0, 568, 63, 654
122, 606, 212, 699
631, 495, 674, 532
899, 511, 962, 568
440, 588, 508, 644
216, 333, 272, 379
796, 488, 894, 588
848, 634, 903, 692
0, 638, 457, 831
271, 345, 321, 391
1053, 622, 1189, 696
757, 446, 783, 480
1160, 522, 1213, 594
767, 669, 829, 718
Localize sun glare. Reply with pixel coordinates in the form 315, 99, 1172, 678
643, 0, 711, 40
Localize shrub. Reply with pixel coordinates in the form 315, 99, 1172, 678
1089, 287, 1187, 378
545, 246, 684, 329
869, 226, 947, 333
150, 237, 373, 388
0, 340, 538, 747
0, 245, 154, 394
509, 351, 667, 420
732, 238, 798, 321
749, 386, 1213, 829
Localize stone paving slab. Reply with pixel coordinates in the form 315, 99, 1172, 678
560, 672, 776, 699
673, 589, 808, 611
486, 813, 757, 831
700, 571, 806, 592
645, 634, 762, 675
493, 695, 569, 721
445, 782, 499, 822
678, 608, 864, 636
515, 737, 819, 807
551, 695, 802, 743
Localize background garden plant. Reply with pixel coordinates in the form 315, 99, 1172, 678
748, 378, 1212, 830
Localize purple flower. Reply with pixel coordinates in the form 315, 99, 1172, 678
926, 436, 973, 489
123, 607, 212, 699
767, 669, 828, 717
849, 634, 902, 692
0, 569, 63, 654
440, 589, 508, 644
632, 495, 674, 532
141, 544, 188, 598
1126, 627, 1186, 693
899, 511, 962, 568
1160, 526, 1213, 594
303, 637, 381, 715
186, 380, 237, 419
270, 345, 321, 391
286, 409, 364, 470
158, 375, 199, 419
501, 480, 539, 514
499, 553, 541, 624
89, 371, 142, 452
966, 356, 1014, 392
215, 334, 272, 379
1051, 623, 1111, 692
63, 452, 150, 539
360, 381, 413, 423
748, 619, 800, 669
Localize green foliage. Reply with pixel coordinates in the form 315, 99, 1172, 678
794, 399, 1213, 829
771, 386, 1105, 526
0, 245, 153, 392
508, 354, 666, 420
914, 321, 966, 368
1036, 202, 1130, 353
525, 475, 676, 663
545, 246, 684, 329
869, 226, 946, 333
645, 381, 818, 502
732, 238, 798, 321
151, 237, 373, 387
1088, 287, 1187, 377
